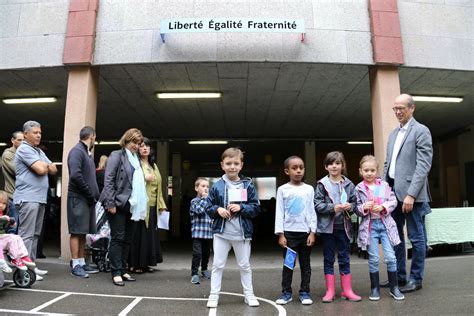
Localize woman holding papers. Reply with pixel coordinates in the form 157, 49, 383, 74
128, 137, 167, 274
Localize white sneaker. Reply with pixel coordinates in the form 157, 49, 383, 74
34, 267, 48, 275
36, 274, 44, 281
244, 295, 260, 307
207, 294, 219, 308
0, 259, 12, 273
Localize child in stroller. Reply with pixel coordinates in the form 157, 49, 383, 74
0, 190, 37, 288
86, 202, 111, 272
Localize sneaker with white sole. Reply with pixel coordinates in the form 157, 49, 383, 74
207, 294, 219, 308
276, 291, 293, 305
299, 292, 313, 305
244, 295, 260, 307
191, 275, 200, 284
0, 259, 12, 273
201, 270, 211, 280
34, 267, 48, 275
36, 274, 44, 281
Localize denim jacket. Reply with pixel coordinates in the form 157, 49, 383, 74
205, 176, 260, 239
314, 175, 356, 239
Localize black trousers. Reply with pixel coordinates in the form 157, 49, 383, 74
191, 238, 212, 275
281, 231, 312, 294
108, 203, 138, 277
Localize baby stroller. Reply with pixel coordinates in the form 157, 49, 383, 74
86, 202, 111, 272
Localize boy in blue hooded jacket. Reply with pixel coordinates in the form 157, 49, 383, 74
205, 147, 260, 308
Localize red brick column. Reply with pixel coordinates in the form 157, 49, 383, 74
63, 0, 99, 65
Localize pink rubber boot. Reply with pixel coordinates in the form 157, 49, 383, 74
322, 274, 336, 303
340, 274, 362, 302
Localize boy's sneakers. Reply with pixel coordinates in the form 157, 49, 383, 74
244, 294, 260, 307
191, 275, 200, 284
299, 292, 313, 305
21, 256, 36, 268
201, 270, 211, 279
71, 264, 89, 278
10, 258, 27, 271
207, 294, 219, 308
34, 267, 48, 275
82, 264, 99, 274
276, 291, 293, 305
0, 259, 13, 273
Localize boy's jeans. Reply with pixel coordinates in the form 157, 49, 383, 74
367, 219, 397, 273
281, 231, 312, 294
210, 235, 254, 297
191, 238, 211, 276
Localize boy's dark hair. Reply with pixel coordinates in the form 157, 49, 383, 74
195, 177, 209, 187
284, 155, 304, 169
221, 147, 244, 161
324, 151, 347, 176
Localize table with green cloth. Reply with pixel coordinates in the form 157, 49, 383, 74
425, 207, 474, 246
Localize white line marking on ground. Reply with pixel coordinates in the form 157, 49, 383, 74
208, 307, 217, 316
30, 293, 71, 312
118, 297, 143, 316
0, 309, 71, 315
8, 287, 207, 301
221, 291, 286, 316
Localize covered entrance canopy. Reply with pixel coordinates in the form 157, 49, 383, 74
1, 63, 472, 142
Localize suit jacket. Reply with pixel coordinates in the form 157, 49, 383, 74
383, 118, 433, 202
99, 149, 133, 210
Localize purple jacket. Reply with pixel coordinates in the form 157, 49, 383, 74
354, 179, 400, 250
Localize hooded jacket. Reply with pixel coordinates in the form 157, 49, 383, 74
205, 176, 260, 239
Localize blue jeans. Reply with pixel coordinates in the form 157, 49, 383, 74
392, 202, 430, 283
321, 229, 351, 275
7, 199, 19, 234
367, 219, 397, 273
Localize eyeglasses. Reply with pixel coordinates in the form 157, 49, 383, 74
392, 105, 409, 112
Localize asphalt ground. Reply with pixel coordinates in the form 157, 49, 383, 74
0, 247, 473, 316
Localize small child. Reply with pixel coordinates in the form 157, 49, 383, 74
274, 156, 317, 305
205, 148, 260, 308
189, 177, 213, 284
0, 190, 36, 273
355, 155, 404, 301
314, 151, 361, 302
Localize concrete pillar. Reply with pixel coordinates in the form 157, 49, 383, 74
369, 66, 399, 174
171, 152, 182, 237
60, 66, 99, 261
304, 141, 317, 184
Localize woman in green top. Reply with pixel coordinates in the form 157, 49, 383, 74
128, 137, 167, 273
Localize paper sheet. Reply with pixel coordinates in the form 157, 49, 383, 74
157, 211, 170, 230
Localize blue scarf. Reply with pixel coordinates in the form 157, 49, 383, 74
125, 149, 148, 221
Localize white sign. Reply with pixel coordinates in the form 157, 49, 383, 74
160, 18, 305, 34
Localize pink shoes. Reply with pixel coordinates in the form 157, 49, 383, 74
322, 274, 336, 302
340, 274, 362, 302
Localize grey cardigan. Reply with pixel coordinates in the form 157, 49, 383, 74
383, 118, 433, 202
99, 149, 133, 210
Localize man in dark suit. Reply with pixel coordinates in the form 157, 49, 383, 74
383, 94, 433, 293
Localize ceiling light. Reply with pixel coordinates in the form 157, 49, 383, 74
412, 96, 463, 103
98, 141, 120, 145
347, 141, 372, 145
0, 142, 7, 146
53, 162, 63, 165
2, 97, 57, 104
188, 140, 228, 145
157, 92, 222, 99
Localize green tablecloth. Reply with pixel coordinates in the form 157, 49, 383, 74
425, 207, 474, 246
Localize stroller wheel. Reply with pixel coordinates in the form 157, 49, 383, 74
105, 262, 111, 272
13, 269, 34, 288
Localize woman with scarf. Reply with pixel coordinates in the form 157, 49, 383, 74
128, 137, 167, 273
100, 128, 147, 286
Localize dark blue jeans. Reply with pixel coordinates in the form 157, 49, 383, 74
281, 232, 312, 294
392, 201, 430, 283
320, 229, 351, 275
